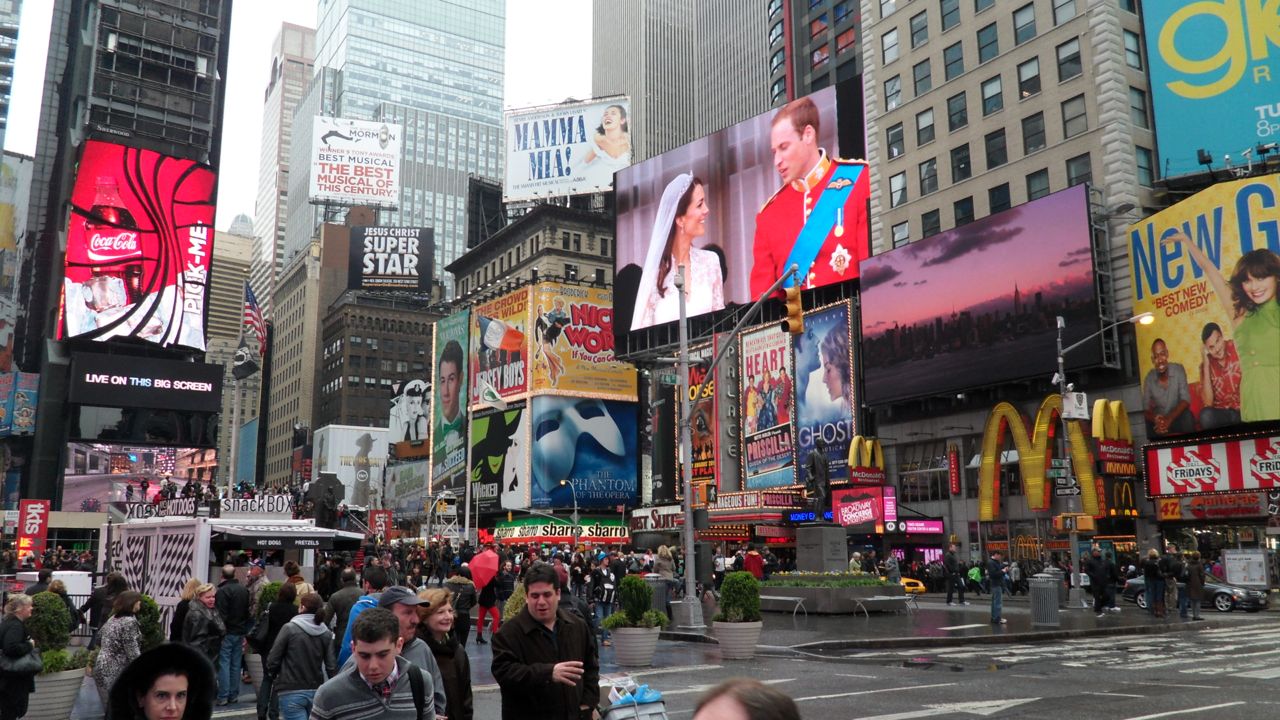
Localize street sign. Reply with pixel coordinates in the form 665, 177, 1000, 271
1055, 487, 1082, 496
1054, 477, 1078, 488
1050, 458, 1071, 468
658, 373, 678, 386
1047, 469, 1068, 479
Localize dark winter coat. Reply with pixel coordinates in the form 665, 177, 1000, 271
253, 600, 298, 655
183, 600, 226, 662
1185, 560, 1207, 600
491, 607, 599, 720
326, 583, 362, 651
170, 598, 191, 642
215, 577, 251, 635
0, 614, 35, 696
266, 613, 336, 693
426, 632, 474, 720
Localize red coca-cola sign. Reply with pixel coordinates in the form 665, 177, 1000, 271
59, 140, 217, 350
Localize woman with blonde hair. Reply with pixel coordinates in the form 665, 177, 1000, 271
183, 583, 225, 667
48, 578, 84, 632
417, 588, 472, 720
170, 577, 204, 641
0, 594, 37, 720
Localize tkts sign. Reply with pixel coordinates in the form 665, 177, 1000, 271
1146, 435, 1280, 497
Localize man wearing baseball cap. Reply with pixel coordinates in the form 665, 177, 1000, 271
340, 585, 447, 717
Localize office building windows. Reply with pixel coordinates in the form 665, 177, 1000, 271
978, 23, 999, 63
1119, 0, 1136, 13
942, 0, 961, 30
838, 28, 857, 53
954, 196, 975, 226
1014, 4, 1036, 44
988, 182, 1011, 213
1129, 87, 1149, 128
771, 49, 785, 72
944, 42, 964, 80
947, 92, 968, 131
922, 209, 942, 237
917, 108, 936, 145
1026, 168, 1050, 200
1018, 57, 1041, 98
887, 122, 905, 159
985, 129, 1008, 169
914, 59, 933, 95
883, 28, 900, 63
1022, 112, 1046, 153
1136, 146, 1155, 186
834, 1, 853, 22
813, 47, 830, 69
951, 143, 972, 182
885, 76, 902, 110
919, 158, 939, 195
1124, 30, 1143, 69
1062, 94, 1088, 137
769, 0, 783, 18
881, 0, 897, 17
771, 77, 787, 104
975, 0, 995, 11
770, 22, 784, 45
982, 75, 1003, 115
910, 11, 929, 47
1056, 38, 1082, 80
892, 221, 910, 247
890, 172, 908, 207
811, 12, 829, 38
1053, 0, 1076, 25
1066, 153, 1092, 186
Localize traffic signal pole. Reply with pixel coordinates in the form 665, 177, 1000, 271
673, 263, 799, 631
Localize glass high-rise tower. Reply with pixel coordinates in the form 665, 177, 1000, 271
294, 0, 505, 283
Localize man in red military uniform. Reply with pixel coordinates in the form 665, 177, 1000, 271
750, 96, 870, 298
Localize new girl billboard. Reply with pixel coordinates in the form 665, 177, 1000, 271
1128, 175, 1280, 431
60, 140, 217, 350
504, 97, 632, 202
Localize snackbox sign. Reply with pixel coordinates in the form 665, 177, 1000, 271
1146, 436, 1280, 496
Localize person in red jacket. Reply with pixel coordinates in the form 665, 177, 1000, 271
742, 544, 765, 580
749, 95, 869, 298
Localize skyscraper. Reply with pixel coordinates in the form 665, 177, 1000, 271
0, 0, 22, 145
20, 0, 234, 503
765, 0, 861, 106
251, 23, 315, 317
290, 0, 505, 281
592, 0, 771, 161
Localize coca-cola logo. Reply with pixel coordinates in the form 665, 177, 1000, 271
88, 231, 140, 253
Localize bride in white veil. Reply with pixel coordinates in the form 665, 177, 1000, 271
631, 173, 725, 330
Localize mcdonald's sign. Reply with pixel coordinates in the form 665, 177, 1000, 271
1102, 477, 1139, 518
978, 395, 1099, 521
1091, 399, 1137, 476
847, 435, 886, 484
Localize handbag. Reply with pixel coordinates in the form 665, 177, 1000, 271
0, 647, 43, 675
249, 616, 270, 650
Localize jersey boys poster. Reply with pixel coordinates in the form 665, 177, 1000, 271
470, 288, 529, 407
794, 302, 855, 483
60, 140, 217, 350
741, 326, 794, 489
530, 282, 635, 399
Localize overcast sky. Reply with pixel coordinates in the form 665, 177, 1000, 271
4, 1, 592, 231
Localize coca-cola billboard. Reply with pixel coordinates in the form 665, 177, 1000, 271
59, 140, 217, 349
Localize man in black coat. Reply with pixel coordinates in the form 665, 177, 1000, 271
213, 564, 251, 706
944, 544, 967, 606
22, 568, 51, 596
326, 568, 363, 654
492, 563, 600, 720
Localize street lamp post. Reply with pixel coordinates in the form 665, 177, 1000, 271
1056, 311, 1154, 610
558, 479, 581, 548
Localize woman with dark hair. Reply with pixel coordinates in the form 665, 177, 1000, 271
0, 594, 36, 720
633, 174, 724, 329
255, 581, 298, 655
1163, 233, 1279, 421
81, 571, 129, 633
577, 103, 631, 188
109, 642, 217, 720
93, 590, 145, 709
266, 593, 334, 720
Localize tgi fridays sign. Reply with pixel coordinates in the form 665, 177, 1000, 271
629, 504, 684, 533
1146, 436, 1280, 496
1157, 491, 1269, 522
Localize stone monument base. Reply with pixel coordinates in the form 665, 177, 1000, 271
796, 523, 847, 573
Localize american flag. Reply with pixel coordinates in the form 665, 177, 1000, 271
243, 282, 267, 355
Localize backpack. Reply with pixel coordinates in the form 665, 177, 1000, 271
407, 662, 427, 720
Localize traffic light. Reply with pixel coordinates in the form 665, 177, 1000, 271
780, 286, 804, 335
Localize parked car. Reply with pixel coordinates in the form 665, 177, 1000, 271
1121, 575, 1268, 613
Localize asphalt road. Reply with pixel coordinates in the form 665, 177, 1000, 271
474, 613, 1280, 720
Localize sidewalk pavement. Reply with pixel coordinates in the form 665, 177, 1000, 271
664, 592, 1279, 651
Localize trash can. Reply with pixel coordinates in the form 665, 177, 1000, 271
1030, 573, 1061, 626
1045, 567, 1067, 607
643, 574, 668, 614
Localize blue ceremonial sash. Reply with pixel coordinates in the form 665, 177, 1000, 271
782, 162, 865, 288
